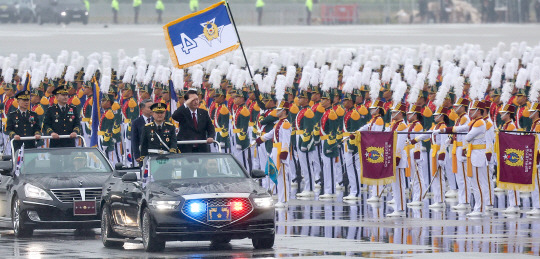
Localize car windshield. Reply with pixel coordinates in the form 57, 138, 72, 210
147, 155, 246, 181
21, 148, 112, 174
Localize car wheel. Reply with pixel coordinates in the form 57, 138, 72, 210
101, 206, 124, 248
12, 197, 34, 238
82, 17, 88, 25
141, 208, 165, 252
252, 233, 275, 249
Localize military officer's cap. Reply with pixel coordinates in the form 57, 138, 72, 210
499, 104, 516, 114
52, 85, 70, 95
469, 100, 485, 110
453, 97, 470, 107
433, 106, 449, 116
516, 88, 527, 96
150, 102, 167, 113
529, 102, 540, 112
407, 104, 422, 114
15, 90, 31, 100
392, 102, 407, 113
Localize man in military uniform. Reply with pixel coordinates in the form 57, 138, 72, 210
140, 103, 177, 159
42, 85, 81, 147
6, 90, 41, 152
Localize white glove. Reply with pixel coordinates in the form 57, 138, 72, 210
236, 144, 242, 150
432, 129, 441, 136
445, 138, 451, 146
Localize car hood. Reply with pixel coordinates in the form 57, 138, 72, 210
150, 177, 268, 196
23, 173, 110, 190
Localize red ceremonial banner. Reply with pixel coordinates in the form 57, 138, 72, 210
496, 132, 538, 192
358, 131, 396, 185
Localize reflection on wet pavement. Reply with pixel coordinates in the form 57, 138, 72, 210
0, 191, 539, 258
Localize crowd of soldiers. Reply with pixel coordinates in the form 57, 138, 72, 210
1, 41, 540, 217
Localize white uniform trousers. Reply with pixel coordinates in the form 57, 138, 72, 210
456, 153, 471, 204
532, 170, 540, 209
392, 168, 407, 212
508, 188, 521, 208
298, 147, 319, 193
257, 145, 270, 189
409, 150, 428, 202
344, 151, 360, 197
445, 156, 457, 191
430, 153, 446, 204
269, 147, 290, 204
321, 154, 340, 195
469, 166, 488, 212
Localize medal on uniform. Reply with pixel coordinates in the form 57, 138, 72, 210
151, 138, 154, 141
166, 138, 169, 142
15, 124, 18, 128
69, 119, 72, 122
55, 119, 58, 122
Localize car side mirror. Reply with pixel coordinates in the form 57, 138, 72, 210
115, 163, 124, 170
0, 161, 13, 176
121, 172, 138, 183
250, 169, 266, 178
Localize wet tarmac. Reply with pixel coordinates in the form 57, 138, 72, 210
1, 189, 539, 258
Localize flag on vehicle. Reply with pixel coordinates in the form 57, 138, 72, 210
357, 131, 396, 185
90, 76, 101, 147
496, 132, 538, 192
265, 157, 278, 185
14, 143, 24, 177
163, 1, 240, 68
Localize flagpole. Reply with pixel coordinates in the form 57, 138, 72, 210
224, 0, 254, 81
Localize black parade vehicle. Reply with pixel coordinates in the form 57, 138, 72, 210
100, 140, 275, 252
0, 135, 113, 237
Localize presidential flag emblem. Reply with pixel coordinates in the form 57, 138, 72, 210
365, 147, 384, 164
503, 148, 524, 167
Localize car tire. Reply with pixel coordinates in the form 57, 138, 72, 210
82, 17, 88, 25
12, 197, 34, 238
141, 207, 165, 252
211, 237, 231, 245
101, 206, 124, 248
252, 233, 275, 249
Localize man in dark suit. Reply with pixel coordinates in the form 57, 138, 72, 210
42, 85, 81, 147
172, 90, 215, 153
132, 99, 153, 165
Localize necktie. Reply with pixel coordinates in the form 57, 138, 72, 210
146, 118, 150, 124
157, 125, 161, 131
192, 112, 198, 128
61, 106, 65, 113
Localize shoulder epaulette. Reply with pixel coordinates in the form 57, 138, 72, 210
165, 122, 173, 126
375, 117, 384, 126
240, 107, 250, 117
304, 109, 315, 119
145, 122, 154, 126
282, 121, 292, 129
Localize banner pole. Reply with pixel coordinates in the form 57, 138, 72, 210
224, 0, 254, 81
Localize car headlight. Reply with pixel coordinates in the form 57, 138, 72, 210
253, 197, 273, 208
24, 184, 52, 201
60, 11, 66, 16
150, 200, 180, 210
84, 11, 88, 15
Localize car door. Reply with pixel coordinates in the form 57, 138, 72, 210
122, 170, 143, 228
0, 174, 14, 219
107, 173, 129, 226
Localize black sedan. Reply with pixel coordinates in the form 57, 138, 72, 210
100, 153, 275, 252
0, 147, 113, 237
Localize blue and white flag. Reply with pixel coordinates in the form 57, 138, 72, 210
265, 157, 278, 185
15, 143, 24, 177
163, 1, 240, 68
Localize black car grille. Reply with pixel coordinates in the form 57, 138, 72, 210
50, 188, 102, 203
181, 198, 253, 228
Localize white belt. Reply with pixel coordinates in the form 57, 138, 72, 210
148, 149, 169, 155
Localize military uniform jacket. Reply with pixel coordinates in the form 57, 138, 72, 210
342, 107, 362, 153
258, 108, 278, 153
288, 103, 299, 149
99, 108, 117, 152
295, 106, 315, 152
81, 95, 93, 133
43, 104, 81, 147
232, 104, 250, 149
140, 121, 177, 157
320, 107, 339, 158
6, 109, 41, 150
213, 103, 230, 149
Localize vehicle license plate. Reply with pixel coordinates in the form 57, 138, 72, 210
73, 201, 97, 215
207, 206, 231, 221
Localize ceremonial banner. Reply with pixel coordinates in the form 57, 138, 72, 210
357, 131, 396, 185
163, 1, 240, 69
265, 157, 278, 185
496, 132, 538, 192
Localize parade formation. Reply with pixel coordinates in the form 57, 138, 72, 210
1, 40, 540, 219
